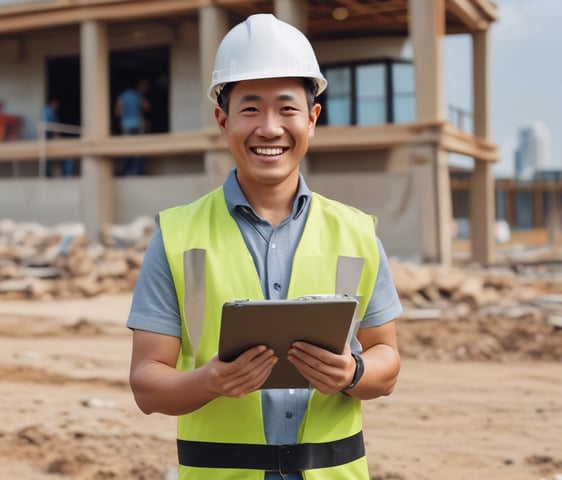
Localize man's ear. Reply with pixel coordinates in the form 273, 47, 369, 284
308, 103, 322, 138
215, 106, 228, 134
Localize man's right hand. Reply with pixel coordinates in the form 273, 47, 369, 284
203, 346, 278, 398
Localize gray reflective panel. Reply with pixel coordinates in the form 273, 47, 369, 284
183, 249, 206, 355
336, 256, 364, 296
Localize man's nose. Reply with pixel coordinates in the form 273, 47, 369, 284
257, 112, 284, 138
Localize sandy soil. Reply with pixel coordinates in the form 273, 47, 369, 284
0, 293, 561, 480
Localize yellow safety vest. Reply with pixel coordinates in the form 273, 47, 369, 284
159, 186, 380, 480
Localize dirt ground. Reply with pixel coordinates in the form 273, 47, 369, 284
0, 293, 561, 480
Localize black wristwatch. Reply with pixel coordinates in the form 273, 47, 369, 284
342, 352, 365, 392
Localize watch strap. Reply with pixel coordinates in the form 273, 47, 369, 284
342, 352, 364, 392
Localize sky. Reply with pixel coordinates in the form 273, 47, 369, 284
444, 0, 562, 177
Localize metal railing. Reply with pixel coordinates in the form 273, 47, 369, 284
448, 105, 473, 134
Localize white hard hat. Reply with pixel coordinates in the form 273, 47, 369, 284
207, 13, 327, 103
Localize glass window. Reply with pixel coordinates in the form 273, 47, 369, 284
356, 64, 386, 125
515, 191, 534, 229
325, 67, 352, 126
321, 59, 415, 126
392, 63, 416, 123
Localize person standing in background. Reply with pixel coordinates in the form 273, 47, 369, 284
42, 96, 74, 177
114, 78, 150, 175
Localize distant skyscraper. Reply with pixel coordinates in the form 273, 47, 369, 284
514, 123, 550, 180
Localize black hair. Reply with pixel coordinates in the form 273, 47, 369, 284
217, 78, 317, 113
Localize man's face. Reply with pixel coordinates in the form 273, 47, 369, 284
215, 77, 321, 191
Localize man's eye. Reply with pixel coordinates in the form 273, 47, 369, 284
281, 106, 298, 112
242, 106, 258, 112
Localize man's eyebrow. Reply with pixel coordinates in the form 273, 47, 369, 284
278, 93, 298, 102
238, 93, 299, 104
239, 94, 260, 104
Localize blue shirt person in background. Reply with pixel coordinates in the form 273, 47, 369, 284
114, 78, 150, 175
42, 96, 74, 177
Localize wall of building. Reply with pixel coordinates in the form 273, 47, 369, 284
0, 157, 423, 260
0, 18, 204, 141
0, 17, 420, 257
315, 36, 408, 63
0, 23, 408, 142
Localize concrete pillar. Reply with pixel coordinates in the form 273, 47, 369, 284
274, 0, 308, 32
411, 145, 452, 265
408, 0, 446, 122
274, 0, 308, 178
199, 5, 229, 129
80, 20, 113, 241
199, 6, 234, 183
408, 0, 451, 264
471, 28, 495, 264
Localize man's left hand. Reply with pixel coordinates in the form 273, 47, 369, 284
287, 342, 356, 394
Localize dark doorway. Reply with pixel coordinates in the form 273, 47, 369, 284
46, 55, 81, 128
110, 45, 170, 135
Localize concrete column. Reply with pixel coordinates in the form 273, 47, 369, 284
471, 28, 495, 264
199, 5, 229, 129
274, 0, 308, 32
408, 0, 446, 122
199, 6, 234, 183
472, 29, 490, 138
274, 0, 308, 178
408, 0, 451, 264
81, 20, 109, 138
411, 144, 452, 265
80, 20, 113, 241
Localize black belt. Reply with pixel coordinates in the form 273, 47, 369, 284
177, 431, 364, 475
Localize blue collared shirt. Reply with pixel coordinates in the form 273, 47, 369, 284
127, 169, 402, 479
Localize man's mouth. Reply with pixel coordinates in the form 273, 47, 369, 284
251, 147, 286, 156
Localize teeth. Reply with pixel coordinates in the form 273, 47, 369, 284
254, 147, 284, 156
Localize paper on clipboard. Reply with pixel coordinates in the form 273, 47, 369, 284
218, 295, 360, 389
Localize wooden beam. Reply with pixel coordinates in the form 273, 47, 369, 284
311, 123, 441, 151
440, 124, 498, 162
446, 0, 491, 31
0, 0, 199, 34
0, 132, 225, 162
0, 123, 498, 162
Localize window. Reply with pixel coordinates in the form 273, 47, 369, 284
325, 68, 352, 125
319, 59, 415, 126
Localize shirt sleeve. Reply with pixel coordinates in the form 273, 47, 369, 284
360, 236, 403, 328
126, 228, 183, 338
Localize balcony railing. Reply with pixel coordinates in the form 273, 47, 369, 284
448, 105, 473, 134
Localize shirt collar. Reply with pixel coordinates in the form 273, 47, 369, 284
223, 168, 311, 221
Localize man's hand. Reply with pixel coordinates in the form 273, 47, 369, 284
203, 346, 278, 398
287, 342, 356, 394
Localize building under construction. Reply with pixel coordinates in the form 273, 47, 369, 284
0, 0, 498, 264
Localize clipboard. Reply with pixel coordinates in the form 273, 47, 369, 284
218, 296, 360, 389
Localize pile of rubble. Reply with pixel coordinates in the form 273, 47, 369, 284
390, 260, 562, 361
390, 260, 562, 325
1, 217, 562, 326
0, 218, 155, 300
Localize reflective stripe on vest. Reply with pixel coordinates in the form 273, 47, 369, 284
159, 187, 380, 480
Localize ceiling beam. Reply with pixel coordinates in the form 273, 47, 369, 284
0, 0, 199, 34
446, 0, 492, 31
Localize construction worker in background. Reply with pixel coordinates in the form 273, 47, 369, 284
42, 96, 74, 176
127, 14, 401, 480
114, 78, 150, 175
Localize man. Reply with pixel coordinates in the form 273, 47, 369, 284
114, 78, 150, 175
128, 14, 401, 480
42, 96, 74, 176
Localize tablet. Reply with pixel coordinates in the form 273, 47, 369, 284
218, 296, 359, 389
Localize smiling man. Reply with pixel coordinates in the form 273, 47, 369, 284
127, 13, 402, 480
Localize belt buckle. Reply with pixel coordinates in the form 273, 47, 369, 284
278, 444, 292, 477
